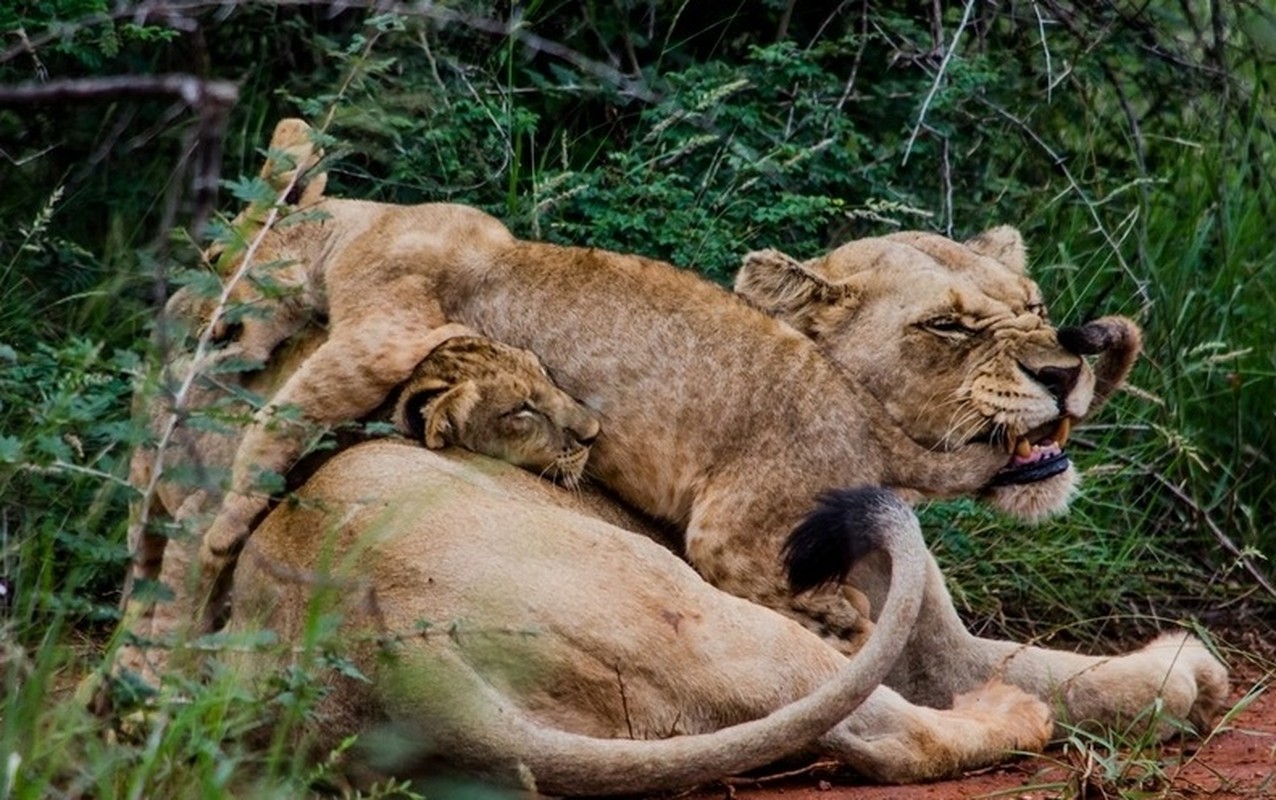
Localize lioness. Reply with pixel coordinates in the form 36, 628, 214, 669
197, 120, 1225, 737
226, 440, 1052, 794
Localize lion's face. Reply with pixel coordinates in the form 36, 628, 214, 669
736, 227, 1140, 521
393, 337, 600, 487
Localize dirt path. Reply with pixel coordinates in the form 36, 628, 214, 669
686, 671, 1274, 800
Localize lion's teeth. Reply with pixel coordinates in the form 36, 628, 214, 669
1015, 437, 1033, 459
1055, 417, 1072, 447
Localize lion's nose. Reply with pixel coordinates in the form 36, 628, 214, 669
571, 417, 600, 446
1059, 322, 1116, 355
1021, 363, 1081, 404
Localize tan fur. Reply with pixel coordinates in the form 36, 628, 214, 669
735, 234, 1143, 521
734, 238, 1225, 733
225, 440, 1052, 794
187, 120, 1222, 756
388, 332, 599, 487
114, 313, 598, 680
117, 303, 1046, 792
201, 126, 1122, 640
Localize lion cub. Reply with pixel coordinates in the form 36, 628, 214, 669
386, 328, 599, 487
117, 321, 599, 685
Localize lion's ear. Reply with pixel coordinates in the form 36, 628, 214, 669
965, 226, 1027, 274
735, 248, 859, 336
392, 376, 446, 441
422, 381, 481, 450
261, 118, 327, 206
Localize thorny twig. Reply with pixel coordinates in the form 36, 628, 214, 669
1, 1, 658, 102
980, 99, 1152, 315
901, 0, 976, 165
823, 0, 868, 136
0, 73, 236, 243
0, 73, 235, 106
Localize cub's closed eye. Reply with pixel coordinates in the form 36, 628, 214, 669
923, 317, 974, 336
507, 403, 538, 419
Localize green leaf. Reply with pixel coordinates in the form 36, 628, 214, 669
0, 435, 22, 463
221, 175, 277, 206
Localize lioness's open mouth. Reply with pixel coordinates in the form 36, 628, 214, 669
988, 417, 1072, 487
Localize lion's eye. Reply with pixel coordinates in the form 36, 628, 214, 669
506, 403, 538, 420
922, 317, 975, 337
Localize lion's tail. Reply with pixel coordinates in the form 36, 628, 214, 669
255, 118, 328, 209
782, 486, 908, 594
442, 486, 927, 796
1059, 315, 1143, 417
206, 118, 328, 274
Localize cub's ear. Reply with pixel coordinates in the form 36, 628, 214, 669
421, 381, 481, 450
735, 248, 858, 336
965, 226, 1027, 274
392, 376, 449, 442
393, 377, 480, 449
261, 118, 327, 206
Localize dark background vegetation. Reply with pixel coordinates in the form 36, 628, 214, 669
0, 1, 1272, 794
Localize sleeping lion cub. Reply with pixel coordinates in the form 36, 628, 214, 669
387, 327, 598, 488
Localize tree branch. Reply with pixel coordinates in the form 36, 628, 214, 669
0, 74, 236, 108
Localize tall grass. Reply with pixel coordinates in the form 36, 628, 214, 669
926, 123, 1275, 645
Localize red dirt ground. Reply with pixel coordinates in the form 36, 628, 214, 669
686, 670, 1274, 800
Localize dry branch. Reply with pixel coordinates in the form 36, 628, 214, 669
0, 74, 236, 108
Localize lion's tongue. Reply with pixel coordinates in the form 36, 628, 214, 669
1009, 417, 1072, 466
1011, 439, 1062, 466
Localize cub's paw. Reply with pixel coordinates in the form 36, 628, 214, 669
198, 521, 240, 571
199, 497, 260, 570
952, 679, 1054, 754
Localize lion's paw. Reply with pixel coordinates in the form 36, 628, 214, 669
1135, 631, 1230, 732
952, 679, 1054, 754
199, 499, 257, 569
1063, 631, 1229, 737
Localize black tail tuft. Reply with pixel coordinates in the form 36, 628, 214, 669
783, 487, 906, 595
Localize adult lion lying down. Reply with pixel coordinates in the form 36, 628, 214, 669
225, 441, 1053, 794
192, 122, 1227, 743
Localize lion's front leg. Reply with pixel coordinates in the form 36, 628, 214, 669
195, 314, 452, 628
818, 681, 1053, 783
850, 550, 1230, 737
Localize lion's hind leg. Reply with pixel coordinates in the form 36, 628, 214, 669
861, 553, 1231, 739
1042, 631, 1230, 737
